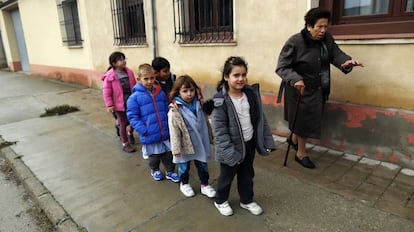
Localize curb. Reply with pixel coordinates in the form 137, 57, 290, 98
0, 137, 81, 232
273, 134, 414, 175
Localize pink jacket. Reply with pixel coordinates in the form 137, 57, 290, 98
101, 67, 136, 111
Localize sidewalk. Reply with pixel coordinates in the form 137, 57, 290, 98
0, 71, 413, 232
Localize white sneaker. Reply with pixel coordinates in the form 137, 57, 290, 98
201, 185, 216, 198
214, 201, 233, 216
143, 154, 149, 160
240, 202, 263, 215
180, 183, 195, 197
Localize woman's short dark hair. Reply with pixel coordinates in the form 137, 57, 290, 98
304, 7, 331, 27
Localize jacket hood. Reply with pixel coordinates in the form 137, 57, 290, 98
132, 83, 162, 96
101, 68, 113, 81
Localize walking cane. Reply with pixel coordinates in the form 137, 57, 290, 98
283, 92, 302, 166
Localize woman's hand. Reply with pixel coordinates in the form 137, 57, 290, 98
174, 153, 181, 157
341, 59, 364, 69
293, 80, 305, 95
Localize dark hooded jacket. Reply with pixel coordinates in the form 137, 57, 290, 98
211, 84, 276, 166
276, 29, 352, 101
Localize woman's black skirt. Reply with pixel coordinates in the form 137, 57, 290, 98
284, 85, 325, 139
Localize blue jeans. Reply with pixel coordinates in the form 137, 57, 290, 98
178, 160, 209, 185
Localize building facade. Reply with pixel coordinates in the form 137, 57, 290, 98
1, 0, 414, 168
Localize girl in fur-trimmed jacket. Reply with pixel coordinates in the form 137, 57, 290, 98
209, 56, 276, 217
168, 75, 216, 198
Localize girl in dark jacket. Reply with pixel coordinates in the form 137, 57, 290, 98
210, 56, 276, 216
276, 8, 363, 169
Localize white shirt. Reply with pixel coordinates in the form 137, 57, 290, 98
230, 93, 253, 141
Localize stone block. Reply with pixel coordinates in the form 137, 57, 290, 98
380, 162, 400, 171
23, 176, 49, 198
372, 165, 400, 180
379, 182, 412, 204
336, 168, 370, 190
365, 175, 392, 189
343, 153, 361, 162
37, 194, 68, 226
57, 219, 79, 232
327, 149, 344, 156
312, 145, 328, 154
401, 168, 414, 176
321, 163, 350, 182
394, 172, 414, 187
359, 158, 381, 166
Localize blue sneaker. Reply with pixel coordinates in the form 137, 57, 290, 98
151, 170, 164, 181
165, 172, 179, 183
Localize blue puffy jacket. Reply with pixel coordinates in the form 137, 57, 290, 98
126, 83, 170, 144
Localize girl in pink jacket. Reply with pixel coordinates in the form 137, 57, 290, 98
102, 51, 137, 153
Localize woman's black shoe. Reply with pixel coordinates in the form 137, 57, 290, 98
287, 137, 298, 151
295, 155, 315, 169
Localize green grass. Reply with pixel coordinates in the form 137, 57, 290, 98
40, 104, 80, 117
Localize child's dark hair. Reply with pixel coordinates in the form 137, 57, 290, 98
216, 56, 248, 91
169, 75, 199, 101
108, 51, 126, 69
152, 57, 170, 72
304, 7, 331, 27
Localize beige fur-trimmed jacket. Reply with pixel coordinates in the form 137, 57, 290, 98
168, 101, 213, 155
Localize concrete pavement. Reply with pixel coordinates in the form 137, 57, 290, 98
0, 71, 413, 232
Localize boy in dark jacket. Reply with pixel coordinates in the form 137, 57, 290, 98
152, 57, 176, 96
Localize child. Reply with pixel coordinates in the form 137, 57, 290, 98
168, 75, 216, 198
126, 64, 179, 182
102, 51, 136, 153
152, 57, 176, 95
209, 56, 276, 216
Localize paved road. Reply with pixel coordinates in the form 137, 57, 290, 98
0, 71, 413, 231
0, 157, 43, 232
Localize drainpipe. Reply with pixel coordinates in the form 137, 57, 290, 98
151, 0, 157, 59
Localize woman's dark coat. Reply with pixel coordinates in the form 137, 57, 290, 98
276, 29, 352, 139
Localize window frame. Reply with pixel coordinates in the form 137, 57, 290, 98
111, 0, 147, 46
173, 0, 234, 44
57, 0, 83, 46
319, 0, 414, 38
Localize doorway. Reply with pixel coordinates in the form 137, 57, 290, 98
10, 9, 30, 72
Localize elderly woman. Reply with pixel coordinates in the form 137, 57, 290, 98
276, 7, 363, 169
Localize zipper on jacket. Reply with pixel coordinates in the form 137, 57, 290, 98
150, 94, 165, 141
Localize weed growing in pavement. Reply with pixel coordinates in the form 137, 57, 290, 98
0, 140, 17, 149
27, 207, 56, 232
40, 104, 80, 117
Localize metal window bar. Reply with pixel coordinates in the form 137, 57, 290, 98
173, 0, 233, 44
111, 0, 146, 46
58, 0, 83, 46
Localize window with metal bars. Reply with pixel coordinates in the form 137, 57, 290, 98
111, 0, 146, 46
57, 0, 83, 46
173, 0, 234, 44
